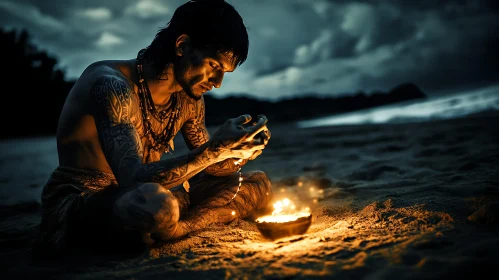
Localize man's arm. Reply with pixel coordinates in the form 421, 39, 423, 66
181, 96, 249, 177
92, 75, 223, 189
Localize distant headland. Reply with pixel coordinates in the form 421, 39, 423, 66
203, 83, 427, 126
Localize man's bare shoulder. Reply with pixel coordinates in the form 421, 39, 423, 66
84, 61, 134, 88
60, 60, 138, 123
71, 60, 136, 100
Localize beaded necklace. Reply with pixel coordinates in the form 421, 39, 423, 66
136, 48, 180, 152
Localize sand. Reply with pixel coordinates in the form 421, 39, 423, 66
1, 111, 499, 279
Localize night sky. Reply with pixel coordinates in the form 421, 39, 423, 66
1, 0, 498, 100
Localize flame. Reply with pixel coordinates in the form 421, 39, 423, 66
256, 198, 310, 223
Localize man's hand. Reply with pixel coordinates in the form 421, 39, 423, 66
209, 114, 270, 161
247, 114, 271, 160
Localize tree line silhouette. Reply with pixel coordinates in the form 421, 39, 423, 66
0, 27, 426, 139
203, 82, 426, 126
1, 27, 74, 139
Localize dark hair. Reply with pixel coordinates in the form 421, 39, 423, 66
144, 0, 249, 79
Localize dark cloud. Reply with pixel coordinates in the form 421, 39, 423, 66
1, 0, 497, 99
11, 0, 136, 18
0, 0, 179, 78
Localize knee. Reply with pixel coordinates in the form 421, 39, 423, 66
138, 183, 180, 225
246, 170, 273, 198
114, 183, 180, 230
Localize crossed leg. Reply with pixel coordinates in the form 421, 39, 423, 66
112, 170, 273, 245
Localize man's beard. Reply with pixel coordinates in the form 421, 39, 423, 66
173, 64, 202, 101
183, 87, 202, 101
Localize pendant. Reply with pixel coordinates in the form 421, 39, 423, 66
165, 139, 174, 154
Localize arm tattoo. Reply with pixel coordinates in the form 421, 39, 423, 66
181, 96, 248, 176
134, 141, 221, 188
93, 76, 144, 187
93, 76, 219, 188
136, 146, 212, 188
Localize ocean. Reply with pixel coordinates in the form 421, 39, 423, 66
297, 84, 499, 128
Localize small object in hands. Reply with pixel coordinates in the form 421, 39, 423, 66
253, 131, 266, 145
244, 114, 266, 145
255, 198, 312, 240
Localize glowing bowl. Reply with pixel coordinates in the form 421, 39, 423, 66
255, 213, 312, 240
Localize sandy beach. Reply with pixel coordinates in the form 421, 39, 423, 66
1, 110, 499, 279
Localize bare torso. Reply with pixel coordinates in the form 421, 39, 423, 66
56, 60, 202, 174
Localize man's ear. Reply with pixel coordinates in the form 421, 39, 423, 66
176, 34, 190, 57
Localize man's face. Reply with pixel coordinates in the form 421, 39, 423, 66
174, 48, 236, 100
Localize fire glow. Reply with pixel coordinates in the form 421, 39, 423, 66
256, 198, 311, 223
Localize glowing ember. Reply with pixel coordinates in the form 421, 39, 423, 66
256, 213, 310, 223
256, 198, 311, 223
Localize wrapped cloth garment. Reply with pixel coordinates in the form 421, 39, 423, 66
32, 166, 189, 256
33, 166, 119, 256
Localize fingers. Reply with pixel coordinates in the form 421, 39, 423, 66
259, 129, 271, 145
234, 142, 266, 151
232, 114, 252, 125
241, 144, 265, 159
248, 116, 269, 138
253, 144, 266, 151
230, 114, 271, 148
249, 150, 262, 160
256, 114, 267, 121
261, 133, 269, 145
251, 130, 269, 145
257, 114, 268, 124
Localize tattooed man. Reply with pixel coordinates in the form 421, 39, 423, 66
34, 0, 272, 256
